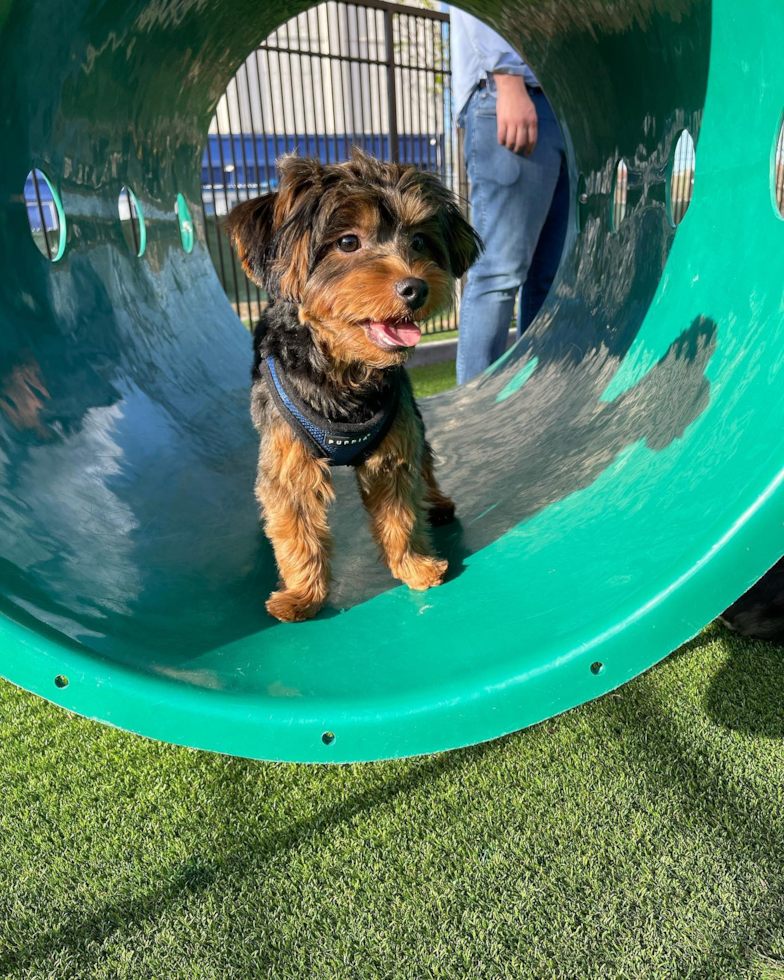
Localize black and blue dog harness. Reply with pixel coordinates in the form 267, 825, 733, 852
261, 356, 399, 466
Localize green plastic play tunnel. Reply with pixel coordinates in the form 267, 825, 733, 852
2, 0, 783, 763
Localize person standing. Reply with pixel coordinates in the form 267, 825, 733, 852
450, 9, 569, 384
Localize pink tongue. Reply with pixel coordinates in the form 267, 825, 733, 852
367, 320, 422, 348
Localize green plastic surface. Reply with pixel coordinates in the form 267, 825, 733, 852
1, 0, 783, 763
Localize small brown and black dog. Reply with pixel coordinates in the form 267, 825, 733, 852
226, 149, 481, 622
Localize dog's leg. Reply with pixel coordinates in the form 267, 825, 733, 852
421, 440, 455, 527
257, 425, 334, 622
356, 410, 447, 591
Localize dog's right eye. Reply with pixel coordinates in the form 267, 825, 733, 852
337, 235, 360, 253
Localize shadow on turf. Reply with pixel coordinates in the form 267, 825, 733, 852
596, 632, 784, 972
0, 739, 497, 976
704, 625, 784, 737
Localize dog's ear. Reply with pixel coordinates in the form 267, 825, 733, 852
225, 156, 324, 300
271, 155, 323, 301
224, 194, 278, 288
441, 199, 483, 278
405, 169, 483, 279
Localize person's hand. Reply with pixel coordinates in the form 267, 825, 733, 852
492, 74, 538, 156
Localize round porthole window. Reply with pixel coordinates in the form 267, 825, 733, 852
667, 130, 696, 227
119, 186, 146, 257
577, 174, 588, 232
773, 115, 784, 219
24, 168, 66, 261
176, 193, 194, 253
611, 159, 628, 232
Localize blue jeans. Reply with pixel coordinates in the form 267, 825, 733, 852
456, 86, 569, 385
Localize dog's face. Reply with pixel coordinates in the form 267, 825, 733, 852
226, 150, 482, 368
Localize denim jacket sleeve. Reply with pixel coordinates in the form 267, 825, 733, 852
453, 10, 527, 76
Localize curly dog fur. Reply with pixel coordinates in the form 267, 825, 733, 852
226, 149, 481, 622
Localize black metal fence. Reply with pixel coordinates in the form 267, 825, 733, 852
21, 9, 784, 296
202, 3, 784, 333
201, 0, 460, 333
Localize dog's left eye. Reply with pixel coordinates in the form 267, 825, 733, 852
411, 234, 426, 252
337, 235, 360, 252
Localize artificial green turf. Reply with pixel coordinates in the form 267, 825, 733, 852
407, 358, 457, 397
418, 327, 458, 345
2, 363, 784, 979
3, 627, 784, 979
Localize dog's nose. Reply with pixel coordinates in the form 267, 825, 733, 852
395, 277, 429, 310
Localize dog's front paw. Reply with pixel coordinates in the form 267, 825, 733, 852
396, 555, 448, 591
428, 499, 455, 527
266, 590, 325, 623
